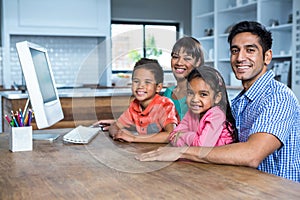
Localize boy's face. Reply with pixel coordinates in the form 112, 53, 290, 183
132, 68, 162, 109
171, 48, 201, 81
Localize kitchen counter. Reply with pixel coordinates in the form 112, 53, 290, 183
1, 87, 135, 132
0, 85, 241, 100
1, 86, 241, 132
0, 87, 134, 99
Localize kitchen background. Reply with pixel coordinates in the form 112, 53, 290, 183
1, 0, 299, 99
1, 0, 190, 89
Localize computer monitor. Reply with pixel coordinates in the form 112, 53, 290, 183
16, 41, 64, 140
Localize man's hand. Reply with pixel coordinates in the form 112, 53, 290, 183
136, 146, 188, 162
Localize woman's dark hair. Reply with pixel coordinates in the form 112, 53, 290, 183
133, 58, 164, 84
171, 36, 205, 67
228, 21, 272, 57
187, 66, 238, 142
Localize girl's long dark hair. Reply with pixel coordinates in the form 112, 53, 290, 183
187, 66, 238, 142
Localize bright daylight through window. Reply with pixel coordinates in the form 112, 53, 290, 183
111, 22, 178, 72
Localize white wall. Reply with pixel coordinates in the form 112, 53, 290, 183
1, 0, 111, 88
111, 0, 191, 35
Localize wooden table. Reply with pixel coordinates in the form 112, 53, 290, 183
0, 129, 299, 199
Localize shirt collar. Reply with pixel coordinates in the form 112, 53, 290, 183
132, 94, 160, 114
232, 70, 274, 103
245, 70, 274, 101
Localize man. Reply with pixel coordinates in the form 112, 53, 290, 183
137, 21, 300, 182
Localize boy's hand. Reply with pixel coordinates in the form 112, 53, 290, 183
92, 119, 115, 131
114, 129, 135, 142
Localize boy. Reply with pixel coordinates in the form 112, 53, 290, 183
109, 58, 178, 143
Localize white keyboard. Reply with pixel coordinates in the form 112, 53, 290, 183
63, 125, 100, 144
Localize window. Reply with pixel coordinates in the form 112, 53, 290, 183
111, 21, 179, 72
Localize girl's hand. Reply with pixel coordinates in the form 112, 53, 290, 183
114, 129, 135, 142
170, 132, 185, 146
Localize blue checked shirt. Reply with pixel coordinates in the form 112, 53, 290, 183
231, 70, 300, 182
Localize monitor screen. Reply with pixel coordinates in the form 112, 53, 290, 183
16, 41, 64, 131
29, 48, 57, 103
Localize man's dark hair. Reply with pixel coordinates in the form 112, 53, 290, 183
228, 21, 273, 55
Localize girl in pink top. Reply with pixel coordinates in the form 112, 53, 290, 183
169, 66, 238, 147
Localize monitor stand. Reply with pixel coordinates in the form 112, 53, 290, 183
32, 133, 60, 142
22, 98, 60, 142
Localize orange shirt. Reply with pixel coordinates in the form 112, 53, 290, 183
117, 94, 178, 135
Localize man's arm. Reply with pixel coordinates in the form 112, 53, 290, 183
138, 132, 282, 168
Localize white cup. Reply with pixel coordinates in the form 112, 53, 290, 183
9, 126, 33, 152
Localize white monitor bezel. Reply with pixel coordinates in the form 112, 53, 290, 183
16, 41, 64, 129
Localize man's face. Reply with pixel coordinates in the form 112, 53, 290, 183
230, 32, 271, 90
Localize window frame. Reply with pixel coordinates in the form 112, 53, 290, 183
111, 20, 179, 73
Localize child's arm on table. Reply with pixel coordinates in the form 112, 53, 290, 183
92, 119, 115, 131
109, 121, 125, 138
113, 123, 176, 143
169, 112, 194, 146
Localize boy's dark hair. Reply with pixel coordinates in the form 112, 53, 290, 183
171, 36, 204, 67
227, 21, 273, 56
187, 66, 238, 142
132, 58, 164, 84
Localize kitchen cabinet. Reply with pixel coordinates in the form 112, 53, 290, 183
3, 0, 109, 36
1, 0, 111, 89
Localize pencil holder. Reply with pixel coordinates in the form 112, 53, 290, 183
9, 126, 33, 152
